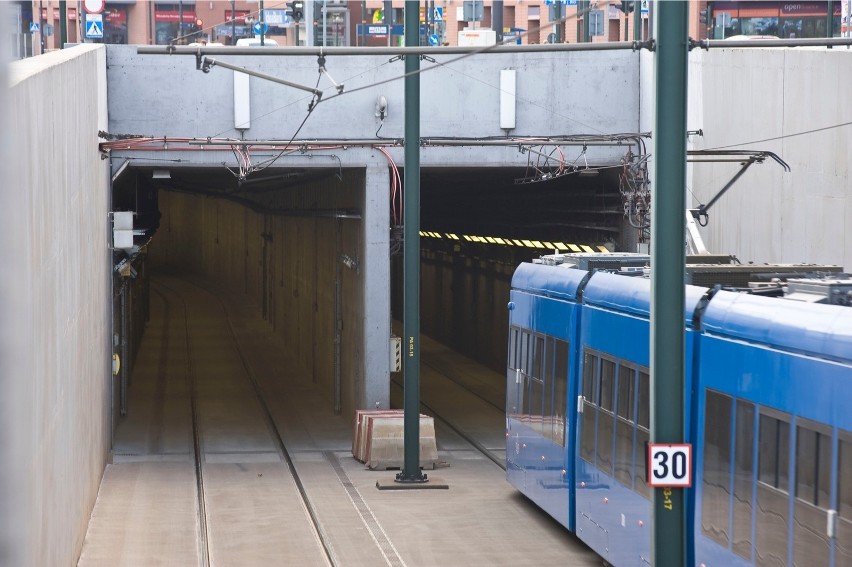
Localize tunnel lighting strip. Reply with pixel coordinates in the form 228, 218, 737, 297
420, 231, 608, 253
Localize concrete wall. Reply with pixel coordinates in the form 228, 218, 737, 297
105, 46, 642, 167
150, 168, 372, 418
1, 45, 110, 566
415, 249, 516, 374
687, 48, 852, 269
104, 45, 643, 403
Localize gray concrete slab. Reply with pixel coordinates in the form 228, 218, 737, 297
77, 463, 199, 567
203, 462, 328, 567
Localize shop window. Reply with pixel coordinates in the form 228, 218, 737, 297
103, 6, 128, 44
155, 3, 200, 45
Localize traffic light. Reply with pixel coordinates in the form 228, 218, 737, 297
287, 1, 304, 22
620, 1, 635, 13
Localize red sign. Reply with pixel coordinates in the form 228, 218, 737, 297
224, 10, 251, 25
43, 7, 78, 21
83, 0, 105, 15
155, 10, 197, 23
105, 8, 126, 24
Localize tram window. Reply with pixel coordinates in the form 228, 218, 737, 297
615, 365, 636, 488
637, 370, 650, 430
756, 410, 791, 567
506, 327, 524, 416
733, 400, 755, 560
532, 335, 544, 381
702, 390, 733, 547
635, 426, 650, 498
616, 365, 635, 421
552, 339, 568, 446
816, 431, 831, 508
582, 352, 597, 402
634, 369, 650, 498
795, 424, 831, 508
508, 327, 520, 370
580, 351, 598, 464
520, 331, 530, 377
759, 412, 790, 492
792, 422, 833, 567
543, 336, 555, 440
594, 358, 616, 476
840, 434, 852, 518
600, 359, 615, 412
526, 335, 545, 430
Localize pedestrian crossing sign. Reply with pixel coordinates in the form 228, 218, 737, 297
86, 15, 103, 39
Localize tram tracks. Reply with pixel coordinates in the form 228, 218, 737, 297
152, 279, 338, 567
390, 358, 507, 471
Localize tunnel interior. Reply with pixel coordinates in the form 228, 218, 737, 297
111, 164, 628, 420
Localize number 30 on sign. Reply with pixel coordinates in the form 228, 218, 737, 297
648, 444, 692, 487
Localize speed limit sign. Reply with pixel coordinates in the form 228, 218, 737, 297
648, 444, 692, 487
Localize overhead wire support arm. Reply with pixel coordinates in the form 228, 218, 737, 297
316, 54, 344, 95
199, 57, 324, 100
687, 150, 790, 226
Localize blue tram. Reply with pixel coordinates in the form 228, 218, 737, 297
505, 259, 852, 567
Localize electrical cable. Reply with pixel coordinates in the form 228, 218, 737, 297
234, 72, 324, 178
317, 4, 599, 104
705, 120, 852, 150
207, 58, 396, 140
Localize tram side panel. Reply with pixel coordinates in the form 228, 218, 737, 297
693, 291, 852, 567
505, 264, 588, 530
575, 272, 706, 567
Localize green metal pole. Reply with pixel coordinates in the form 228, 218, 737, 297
397, 0, 425, 484
651, 2, 688, 566
59, 1, 67, 48
827, 1, 835, 37
583, 0, 592, 43
554, 2, 562, 43
634, 3, 642, 41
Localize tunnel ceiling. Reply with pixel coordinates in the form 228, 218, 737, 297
116, 164, 624, 248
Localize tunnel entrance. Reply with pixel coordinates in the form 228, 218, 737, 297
111, 163, 630, 426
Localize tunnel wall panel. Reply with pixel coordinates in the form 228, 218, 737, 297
150, 170, 367, 419
1, 45, 110, 567
396, 249, 513, 375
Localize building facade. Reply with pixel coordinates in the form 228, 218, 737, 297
12, 1, 849, 56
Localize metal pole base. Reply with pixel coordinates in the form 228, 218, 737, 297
395, 471, 428, 483
376, 475, 449, 490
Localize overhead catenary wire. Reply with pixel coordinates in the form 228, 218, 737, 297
706, 120, 852, 150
